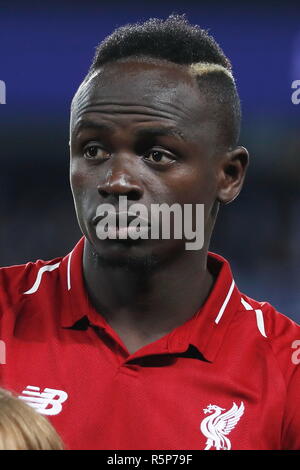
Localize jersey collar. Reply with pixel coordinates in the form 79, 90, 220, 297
60, 237, 241, 362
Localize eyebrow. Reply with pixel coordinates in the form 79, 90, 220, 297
74, 120, 187, 142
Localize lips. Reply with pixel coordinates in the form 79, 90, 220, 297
92, 212, 151, 228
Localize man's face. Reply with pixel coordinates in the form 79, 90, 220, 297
69, 60, 227, 266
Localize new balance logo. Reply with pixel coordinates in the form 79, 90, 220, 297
18, 386, 68, 416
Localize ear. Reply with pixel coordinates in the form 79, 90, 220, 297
217, 146, 249, 204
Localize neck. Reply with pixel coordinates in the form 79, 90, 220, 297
83, 239, 215, 352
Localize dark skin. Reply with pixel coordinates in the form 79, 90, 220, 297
69, 59, 249, 355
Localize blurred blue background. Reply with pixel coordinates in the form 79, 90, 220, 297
0, 0, 299, 320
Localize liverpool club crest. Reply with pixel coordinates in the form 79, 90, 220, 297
200, 402, 245, 450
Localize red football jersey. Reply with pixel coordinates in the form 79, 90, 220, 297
0, 236, 300, 450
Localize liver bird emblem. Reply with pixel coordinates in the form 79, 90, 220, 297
200, 402, 245, 450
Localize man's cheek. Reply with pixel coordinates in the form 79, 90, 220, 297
70, 171, 96, 208
69, 169, 89, 214
70, 160, 88, 188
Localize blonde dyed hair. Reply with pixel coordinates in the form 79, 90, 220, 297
0, 388, 64, 450
189, 62, 234, 81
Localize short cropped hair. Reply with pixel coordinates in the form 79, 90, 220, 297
86, 14, 241, 149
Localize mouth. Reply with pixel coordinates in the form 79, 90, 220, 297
92, 211, 151, 242
92, 211, 151, 228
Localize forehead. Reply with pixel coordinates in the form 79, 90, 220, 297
71, 60, 213, 137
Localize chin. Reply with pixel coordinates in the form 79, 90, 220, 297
90, 236, 183, 271
93, 241, 159, 271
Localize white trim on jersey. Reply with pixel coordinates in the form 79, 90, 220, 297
23, 263, 61, 295
67, 250, 73, 291
241, 297, 252, 311
215, 280, 235, 324
254, 309, 267, 338
241, 297, 267, 338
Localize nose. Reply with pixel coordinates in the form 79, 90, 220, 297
97, 154, 143, 201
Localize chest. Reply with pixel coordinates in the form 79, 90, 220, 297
0, 332, 284, 450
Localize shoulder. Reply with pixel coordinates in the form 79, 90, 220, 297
0, 256, 64, 307
239, 293, 300, 340
237, 293, 300, 383
239, 293, 300, 337
241, 299, 300, 449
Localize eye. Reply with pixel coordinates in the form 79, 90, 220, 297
83, 144, 110, 160
143, 149, 176, 165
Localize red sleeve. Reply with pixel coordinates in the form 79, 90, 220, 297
281, 347, 300, 449
261, 302, 300, 450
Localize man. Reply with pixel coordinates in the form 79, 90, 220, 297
1, 14, 299, 450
